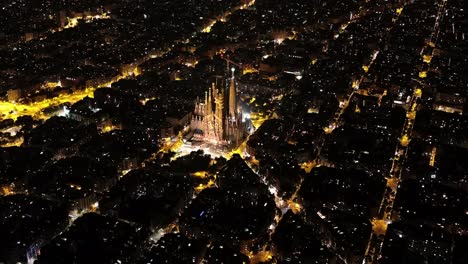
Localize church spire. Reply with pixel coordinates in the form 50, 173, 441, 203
229, 67, 237, 118
206, 83, 213, 115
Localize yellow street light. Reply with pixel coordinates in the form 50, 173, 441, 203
400, 134, 410, 147
422, 55, 432, 64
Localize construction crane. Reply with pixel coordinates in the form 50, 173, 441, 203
220, 53, 243, 72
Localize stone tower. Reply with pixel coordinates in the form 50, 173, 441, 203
228, 68, 237, 118
214, 87, 224, 140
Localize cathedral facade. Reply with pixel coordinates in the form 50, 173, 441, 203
190, 70, 249, 147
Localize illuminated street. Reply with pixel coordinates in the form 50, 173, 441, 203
362, 0, 450, 262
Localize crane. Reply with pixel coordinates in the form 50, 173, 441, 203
220, 53, 243, 72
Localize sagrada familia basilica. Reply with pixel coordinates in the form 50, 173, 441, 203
190, 69, 250, 147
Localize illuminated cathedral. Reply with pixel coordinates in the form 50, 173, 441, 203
190, 69, 249, 147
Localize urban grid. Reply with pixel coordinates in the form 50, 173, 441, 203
0, 0, 466, 263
